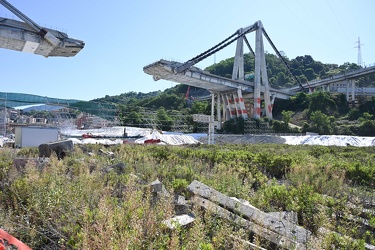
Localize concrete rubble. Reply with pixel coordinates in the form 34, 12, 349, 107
13, 158, 49, 173
163, 214, 196, 229
98, 149, 115, 158
187, 180, 310, 249
151, 179, 311, 249
102, 162, 126, 175
38, 139, 73, 159
153, 179, 301, 248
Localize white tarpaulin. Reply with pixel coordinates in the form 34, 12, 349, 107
134, 130, 200, 145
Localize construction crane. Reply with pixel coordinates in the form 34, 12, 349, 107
0, 0, 84, 57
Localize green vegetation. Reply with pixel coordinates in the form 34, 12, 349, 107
273, 92, 375, 135
1, 144, 374, 249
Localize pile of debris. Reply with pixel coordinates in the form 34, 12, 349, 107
153, 179, 310, 249
151, 180, 375, 250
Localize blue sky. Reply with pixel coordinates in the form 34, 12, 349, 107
0, 0, 374, 101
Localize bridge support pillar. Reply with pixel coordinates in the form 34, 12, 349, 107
232, 90, 248, 119
221, 94, 228, 121
254, 21, 272, 120
346, 80, 356, 102
224, 94, 236, 119
216, 93, 222, 130
254, 24, 262, 119
232, 35, 244, 81
346, 81, 349, 102
209, 92, 215, 144
233, 92, 240, 117
351, 80, 355, 102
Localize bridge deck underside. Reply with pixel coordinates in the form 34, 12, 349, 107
144, 60, 254, 93
144, 60, 292, 99
0, 18, 84, 57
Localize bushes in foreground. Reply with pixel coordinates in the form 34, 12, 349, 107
0, 144, 374, 249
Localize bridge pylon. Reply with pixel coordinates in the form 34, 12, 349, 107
231, 21, 273, 120
144, 20, 304, 125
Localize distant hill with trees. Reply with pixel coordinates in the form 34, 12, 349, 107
90, 53, 375, 136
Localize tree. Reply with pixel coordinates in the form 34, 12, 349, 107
308, 92, 336, 117
272, 120, 288, 133
282, 110, 294, 125
275, 72, 288, 87
123, 110, 143, 126
293, 92, 309, 110
359, 112, 374, 122
157, 107, 173, 131
359, 96, 375, 116
223, 117, 244, 134
358, 120, 375, 136
310, 110, 333, 134
292, 68, 303, 76
191, 101, 210, 115
304, 68, 317, 81
335, 94, 349, 115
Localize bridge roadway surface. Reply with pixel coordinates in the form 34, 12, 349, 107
144, 60, 375, 99
288, 64, 375, 92
0, 92, 117, 121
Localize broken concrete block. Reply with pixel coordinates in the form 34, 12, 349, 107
150, 179, 170, 206
99, 149, 115, 158
13, 158, 49, 172
187, 180, 311, 246
194, 196, 305, 249
38, 139, 73, 159
268, 211, 299, 224
163, 214, 195, 229
230, 197, 260, 211
175, 195, 186, 204
150, 179, 169, 196
102, 163, 126, 175
174, 195, 191, 215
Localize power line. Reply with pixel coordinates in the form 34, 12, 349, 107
325, 0, 348, 41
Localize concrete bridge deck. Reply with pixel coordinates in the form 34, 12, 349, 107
288, 64, 375, 92
0, 17, 84, 57
144, 59, 292, 100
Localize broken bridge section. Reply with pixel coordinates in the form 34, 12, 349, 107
0, 18, 85, 57
0, 0, 84, 57
187, 180, 311, 249
144, 20, 294, 125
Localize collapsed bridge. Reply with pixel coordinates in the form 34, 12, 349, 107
144, 20, 298, 125
144, 20, 375, 128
